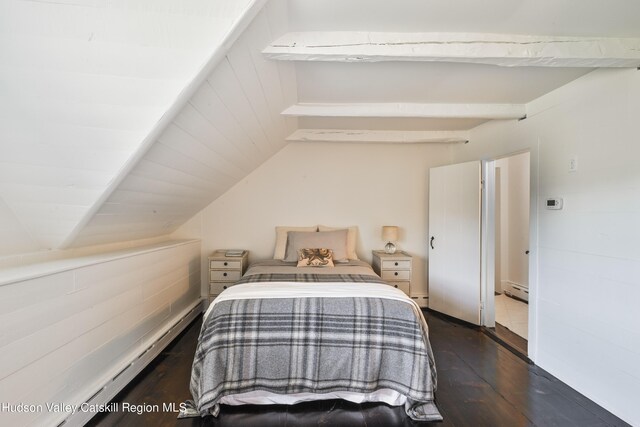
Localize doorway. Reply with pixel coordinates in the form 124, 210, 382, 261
426, 155, 531, 356
486, 152, 530, 355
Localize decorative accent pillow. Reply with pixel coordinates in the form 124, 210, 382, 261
284, 229, 349, 262
273, 226, 317, 260
297, 248, 334, 267
317, 225, 359, 260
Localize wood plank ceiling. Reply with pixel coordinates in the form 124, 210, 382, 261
0, 0, 289, 253
70, 1, 296, 247
1, 0, 640, 254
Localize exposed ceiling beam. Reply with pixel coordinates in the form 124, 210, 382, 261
287, 129, 469, 144
264, 32, 640, 67
282, 103, 526, 120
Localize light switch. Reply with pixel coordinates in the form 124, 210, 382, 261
569, 157, 578, 172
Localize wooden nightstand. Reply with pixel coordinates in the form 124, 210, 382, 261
208, 250, 249, 302
372, 250, 412, 296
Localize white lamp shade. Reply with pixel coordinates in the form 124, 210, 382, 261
382, 226, 399, 242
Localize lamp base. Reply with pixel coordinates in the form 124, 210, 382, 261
384, 242, 397, 254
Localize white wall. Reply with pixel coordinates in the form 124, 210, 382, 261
495, 152, 530, 290
452, 68, 640, 426
174, 141, 453, 299
0, 240, 201, 426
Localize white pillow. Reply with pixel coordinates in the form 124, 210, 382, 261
284, 229, 349, 262
273, 226, 317, 260
317, 225, 359, 260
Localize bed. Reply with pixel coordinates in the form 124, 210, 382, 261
182, 228, 442, 422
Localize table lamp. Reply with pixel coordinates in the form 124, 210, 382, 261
382, 226, 399, 254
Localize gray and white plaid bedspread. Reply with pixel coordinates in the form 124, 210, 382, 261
236, 272, 389, 285
189, 277, 442, 421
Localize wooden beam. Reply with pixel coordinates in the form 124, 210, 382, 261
287, 129, 470, 144
282, 103, 526, 120
264, 32, 640, 67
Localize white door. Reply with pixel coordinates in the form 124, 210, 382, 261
428, 161, 482, 325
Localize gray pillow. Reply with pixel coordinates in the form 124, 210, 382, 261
284, 229, 349, 262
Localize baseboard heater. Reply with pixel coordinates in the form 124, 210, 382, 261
55, 300, 204, 427
503, 281, 529, 302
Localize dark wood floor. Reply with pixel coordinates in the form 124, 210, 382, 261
87, 310, 628, 427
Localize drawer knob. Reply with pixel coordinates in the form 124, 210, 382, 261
394, 272, 399, 276
223, 285, 227, 289
223, 272, 228, 277
394, 262, 398, 266
224, 261, 228, 266
394, 284, 398, 288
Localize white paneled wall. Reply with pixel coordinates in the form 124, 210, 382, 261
0, 0, 256, 253
0, 239, 201, 426
451, 68, 640, 426
71, 1, 295, 248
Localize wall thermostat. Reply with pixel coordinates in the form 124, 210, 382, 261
546, 198, 563, 210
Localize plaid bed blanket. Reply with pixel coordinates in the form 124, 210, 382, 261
236, 272, 390, 285
188, 276, 442, 421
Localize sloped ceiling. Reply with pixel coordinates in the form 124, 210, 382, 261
68, 0, 295, 248
0, 0, 265, 254
2, 0, 640, 254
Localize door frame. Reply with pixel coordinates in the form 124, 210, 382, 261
481, 160, 497, 328
480, 150, 534, 355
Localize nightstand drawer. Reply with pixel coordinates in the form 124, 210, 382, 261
210, 282, 233, 294
210, 259, 242, 270
389, 281, 410, 295
381, 270, 411, 281
209, 270, 241, 282
381, 260, 411, 270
